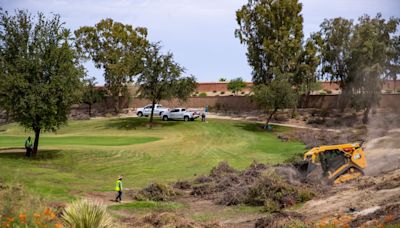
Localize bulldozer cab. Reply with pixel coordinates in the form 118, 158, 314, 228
319, 149, 348, 176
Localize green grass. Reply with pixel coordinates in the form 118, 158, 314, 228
0, 117, 304, 201
109, 201, 184, 212
0, 135, 159, 147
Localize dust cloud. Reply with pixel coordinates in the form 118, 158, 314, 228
364, 111, 400, 176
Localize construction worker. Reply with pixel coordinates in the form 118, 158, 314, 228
201, 112, 206, 122
24, 136, 32, 157
115, 176, 123, 202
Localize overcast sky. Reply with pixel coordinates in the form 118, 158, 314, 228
1, 0, 399, 84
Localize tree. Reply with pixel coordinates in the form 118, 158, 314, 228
136, 43, 196, 124
227, 77, 247, 95
218, 77, 227, 82
387, 35, 400, 92
297, 38, 320, 107
75, 19, 148, 113
314, 18, 353, 89
235, 0, 304, 85
82, 77, 106, 117
347, 14, 399, 123
252, 79, 297, 127
0, 10, 84, 156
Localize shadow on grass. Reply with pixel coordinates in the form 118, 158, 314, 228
233, 122, 265, 132
0, 149, 63, 160
105, 117, 181, 130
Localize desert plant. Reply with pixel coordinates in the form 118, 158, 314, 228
220, 91, 225, 95
61, 199, 113, 228
213, 90, 217, 93
199, 92, 207, 97
324, 89, 332, 94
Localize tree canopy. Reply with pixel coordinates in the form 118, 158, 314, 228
235, 0, 304, 85
227, 77, 247, 95
136, 43, 196, 123
82, 77, 106, 117
75, 19, 149, 112
314, 14, 399, 122
252, 79, 297, 126
0, 10, 84, 155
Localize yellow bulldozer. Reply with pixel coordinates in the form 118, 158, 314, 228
298, 141, 367, 184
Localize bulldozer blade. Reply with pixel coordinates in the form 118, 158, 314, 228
293, 160, 316, 178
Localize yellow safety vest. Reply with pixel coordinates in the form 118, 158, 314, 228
115, 180, 122, 191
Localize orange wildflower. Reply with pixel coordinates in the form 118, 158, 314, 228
6, 217, 14, 222
43, 208, 52, 216
18, 213, 27, 223
50, 212, 56, 219
34, 213, 41, 219
55, 223, 63, 228
384, 214, 394, 223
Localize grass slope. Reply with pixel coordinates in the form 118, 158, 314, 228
0, 117, 304, 201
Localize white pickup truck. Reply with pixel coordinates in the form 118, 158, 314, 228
161, 108, 200, 121
136, 104, 169, 117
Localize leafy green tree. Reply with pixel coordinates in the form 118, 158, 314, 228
75, 19, 148, 113
0, 10, 84, 156
252, 79, 297, 127
137, 43, 196, 124
218, 77, 227, 82
235, 0, 304, 85
314, 18, 353, 89
387, 35, 400, 92
296, 38, 320, 107
227, 77, 247, 95
347, 14, 399, 123
82, 77, 106, 117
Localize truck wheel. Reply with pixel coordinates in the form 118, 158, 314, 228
163, 115, 169, 121
137, 112, 143, 117
190, 118, 194, 121
159, 111, 163, 116
184, 116, 189, 122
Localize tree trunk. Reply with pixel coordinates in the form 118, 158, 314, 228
394, 78, 397, 93
265, 108, 277, 129
362, 106, 370, 125
304, 91, 311, 108
88, 103, 92, 117
113, 96, 120, 113
149, 100, 156, 124
32, 128, 41, 157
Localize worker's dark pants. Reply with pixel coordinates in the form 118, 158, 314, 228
25, 147, 32, 157
115, 191, 122, 202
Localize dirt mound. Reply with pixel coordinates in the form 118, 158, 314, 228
187, 161, 315, 212
348, 203, 400, 227
136, 183, 176, 201
299, 169, 400, 223
122, 212, 220, 228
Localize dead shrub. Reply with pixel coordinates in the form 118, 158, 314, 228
255, 212, 306, 228
136, 183, 176, 201
173, 181, 191, 190
190, 184, 213, 197
194, 175, 212, 184
209, 161, 237, 177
